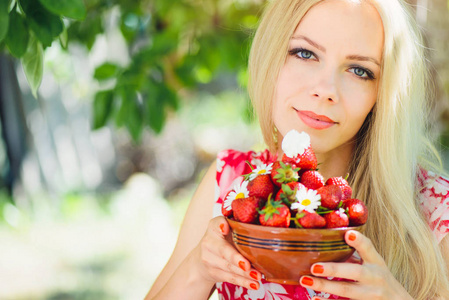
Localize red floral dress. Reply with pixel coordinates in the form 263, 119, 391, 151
213, 149, 449, 300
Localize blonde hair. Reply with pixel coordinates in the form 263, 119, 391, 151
248, 0, 449, 298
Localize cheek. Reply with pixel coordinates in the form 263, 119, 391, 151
342, 80, 377, 115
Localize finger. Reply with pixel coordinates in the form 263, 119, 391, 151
204, 249, 262, 281
311, 262, 366, 282
201, 230, 261, 278
299, 275, 364, 299
209, 216, 229, 237
345, 230, 385, 266
209, 267, 261, 291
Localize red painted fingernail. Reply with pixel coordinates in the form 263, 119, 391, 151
250, 282, 258, 290
312, 264, 324, 274
239, 261, 246, 271
301, 276, 314, 286
219, 223, 225, 234
250, 271, 258, 280
348, 232, 357, 241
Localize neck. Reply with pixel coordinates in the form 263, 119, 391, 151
315, 142, 354, 180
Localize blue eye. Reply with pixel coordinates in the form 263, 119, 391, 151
298, 50, 313, 59
353, 67, 367, 77
288, 48, 316, 60
349, 66, 375, 80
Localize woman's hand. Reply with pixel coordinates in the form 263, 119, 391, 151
191, 216, 262, 291
299, 230, 413, 299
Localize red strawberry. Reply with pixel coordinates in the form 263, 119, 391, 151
275, 181, 305, 204
232, 196, 264, 224
221, 190, 234, 218
259, 197, 291, 227
295, 210, 326, 229
282, 146, 317, 170
325, 176, 352, 200
343, 198, 368, 226
324, 209, 349, 228
247, 174, 275, 200
316, 185, 343, 210
271, 161, 299, 188
300, 170, 325, 190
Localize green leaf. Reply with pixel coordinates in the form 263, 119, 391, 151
0, 0, 10, 42
5, 9, 29, 58
21, 36, 44, 98
59, 24, 68, 49
158, 84, 178, 110
37, 0, 86, 20
146, 97, 165, 133
116, 88, 143, 141
93, 90, 114, 129
144, 84, 165, 134
21, 0, 63, 48
67, 14, 103, 50
94, 63, 120, 81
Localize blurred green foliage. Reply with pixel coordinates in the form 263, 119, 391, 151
0, 0, 263, 141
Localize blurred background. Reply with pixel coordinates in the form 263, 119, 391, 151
0, 0, 448, 299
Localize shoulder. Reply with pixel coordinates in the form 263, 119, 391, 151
417, 168, 449, 243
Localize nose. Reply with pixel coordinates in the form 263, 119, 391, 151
310, 70, 339, 103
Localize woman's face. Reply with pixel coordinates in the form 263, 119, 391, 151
273, 0, 384, 158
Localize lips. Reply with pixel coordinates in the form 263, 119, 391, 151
296, 110, 337, 130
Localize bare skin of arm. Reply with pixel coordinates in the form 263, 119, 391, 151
145, 161, 261, 300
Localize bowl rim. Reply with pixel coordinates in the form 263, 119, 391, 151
226, 217, 362, 233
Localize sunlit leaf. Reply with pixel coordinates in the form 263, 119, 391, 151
37, 0, 86, 20
59, 24, 68, 49
94, 63, 120, 81
93, 90, 114, 129
5, 9, 29, 58
0, 0, 10, 42
21, 36, 44, 98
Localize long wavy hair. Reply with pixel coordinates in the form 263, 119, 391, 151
248, 0, 449, 298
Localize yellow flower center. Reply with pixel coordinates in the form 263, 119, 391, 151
257, 169, 266, 174
301, 199, 311, 206
236, 192, 245, 199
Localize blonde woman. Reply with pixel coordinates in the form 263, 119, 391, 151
146, 0, 449, 299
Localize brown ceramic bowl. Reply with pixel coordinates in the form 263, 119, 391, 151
227, 218, 360, 285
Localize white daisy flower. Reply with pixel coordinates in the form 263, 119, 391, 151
251, 158, 263, 167
223, 181, 249, 211
248, 163, 273, 181
291, 187, 321, 213
281, 130, 311, 158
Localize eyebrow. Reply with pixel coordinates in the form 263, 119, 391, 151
291, 35, 381, 67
